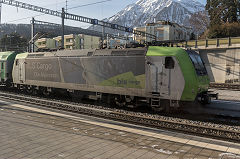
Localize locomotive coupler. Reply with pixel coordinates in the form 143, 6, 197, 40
207, 91, 219, 100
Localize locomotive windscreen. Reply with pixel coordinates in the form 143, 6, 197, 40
186, 50, 208, 76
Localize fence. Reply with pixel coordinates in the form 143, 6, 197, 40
176, 37, 240, 48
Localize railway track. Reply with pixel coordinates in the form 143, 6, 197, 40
0, 89, 239, 142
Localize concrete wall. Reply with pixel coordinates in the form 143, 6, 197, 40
198, 48, 240, 84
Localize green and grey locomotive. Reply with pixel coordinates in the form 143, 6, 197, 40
10, 46, 211, 111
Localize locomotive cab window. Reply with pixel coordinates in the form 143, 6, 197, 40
165, 57, 175, 69
1, 63, 4, 69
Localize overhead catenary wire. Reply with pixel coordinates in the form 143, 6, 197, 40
3, 0, 115, 24
67, 0, 113, 10
0, 0, 156, 40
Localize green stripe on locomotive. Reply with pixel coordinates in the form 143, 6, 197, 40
0, 51, 18, 83
100, 72, 145, 89
147, 46, 210, 102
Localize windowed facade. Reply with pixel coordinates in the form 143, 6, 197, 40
133, 21, 192, 43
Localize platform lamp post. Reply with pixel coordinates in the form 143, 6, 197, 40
0, 3, 2, 24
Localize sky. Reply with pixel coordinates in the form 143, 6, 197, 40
0, 0, 206, 28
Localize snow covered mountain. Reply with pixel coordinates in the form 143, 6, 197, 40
105, 0, 206, 31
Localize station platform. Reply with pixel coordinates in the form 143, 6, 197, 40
0, 99, 239, 159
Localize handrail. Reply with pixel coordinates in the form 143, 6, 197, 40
184, 37, 240, 48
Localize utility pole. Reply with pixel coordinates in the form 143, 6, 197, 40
65, 0, 68, 13
0, 3, 2, 24
61, 8, 65, 49
31, 17, 35, 52
102, 26, 105, 48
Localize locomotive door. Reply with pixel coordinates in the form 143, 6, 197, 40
160, 57, 175, 97
16, 59, 25, 83
19, 60, 25, 82
146, 56, 163, 94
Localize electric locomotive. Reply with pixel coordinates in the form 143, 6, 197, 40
7, 46, 211, 111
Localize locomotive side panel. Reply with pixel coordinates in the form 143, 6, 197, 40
145, 55, 185, 101
72, 56, 146, 88
21, 55, 146, 97
25, 58, 61, 82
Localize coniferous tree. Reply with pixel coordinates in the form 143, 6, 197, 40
222, 0, 238, 23
206, 0, 240, 25
206, 0, 222, 26
206, 0, 240, 38
0, 32, 28, 51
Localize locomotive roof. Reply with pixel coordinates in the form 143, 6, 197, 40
18, 48, 147, 59
0, 51, 16, 60
146, 47, 187, 57
15, 47, 188, 59
15, 52, 29, 59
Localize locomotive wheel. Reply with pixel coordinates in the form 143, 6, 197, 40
41, 88, 50, 97
201, 94, 211, 105
26, 87, 33, 94
125, 96, 138, 108
115, 96, 126, 107
43, 90, 50, 96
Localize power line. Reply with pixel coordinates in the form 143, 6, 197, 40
2, 0, 71, 23
68, 0, 113, 10
2, 0, 114, 24
4, 14, 44, 23
66, 0, 68, 13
